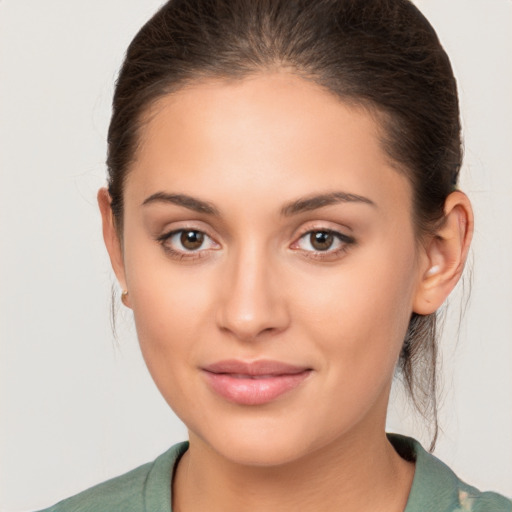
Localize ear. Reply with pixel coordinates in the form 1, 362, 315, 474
97, 188, 131, 307
413, 191, 474, 315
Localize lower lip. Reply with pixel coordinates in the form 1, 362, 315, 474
203, 371, 312, 405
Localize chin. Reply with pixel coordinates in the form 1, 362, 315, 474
214, 435, 311, 467
189, 410, 345, 468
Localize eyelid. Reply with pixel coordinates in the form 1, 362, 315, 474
156, 225, 221, 258
291, 229, 354, 248
289, 223, 356, 259
292, 221, 354, 243
155, 221, 355, 262
156, 220, 219, 243
161, 229, 219, 247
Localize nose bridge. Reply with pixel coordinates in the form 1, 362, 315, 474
217, 238, 288, 340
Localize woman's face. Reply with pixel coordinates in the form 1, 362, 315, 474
114, 73, 427, 465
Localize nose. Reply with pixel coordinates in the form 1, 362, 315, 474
216, 243, 290, 342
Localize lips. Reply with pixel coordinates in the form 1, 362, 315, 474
202, 359, 312, 405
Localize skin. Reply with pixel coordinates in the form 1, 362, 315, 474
99, 72, 473, 512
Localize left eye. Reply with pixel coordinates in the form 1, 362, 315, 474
295, 230, 352, 252
160, 229, 217, 252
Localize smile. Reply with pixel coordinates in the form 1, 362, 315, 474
202, 359, 313, 406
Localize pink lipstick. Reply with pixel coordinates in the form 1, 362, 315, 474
202, 359, 312, 405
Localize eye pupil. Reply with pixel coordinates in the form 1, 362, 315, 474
181, 230, 204, 250
311, 231, 333, 251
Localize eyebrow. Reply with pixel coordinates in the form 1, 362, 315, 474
142, 192, 220, 215
280, 191, 376, 216
142, 190, 375, 216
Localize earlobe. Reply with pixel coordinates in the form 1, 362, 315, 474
413, 191, 474, 315
97, 188, 130, 306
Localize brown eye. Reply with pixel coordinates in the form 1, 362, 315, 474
309, 231, 335, 251
293, 228, 355, 260
157, 228, 219, 259
180, 230, 205, 250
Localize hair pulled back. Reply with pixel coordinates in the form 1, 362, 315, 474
107, 0, 462, 450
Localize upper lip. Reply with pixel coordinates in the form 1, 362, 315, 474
202, 359, 311, 376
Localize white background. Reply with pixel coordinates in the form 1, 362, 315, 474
0, 1, 511, 510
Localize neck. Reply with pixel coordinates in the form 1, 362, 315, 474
173, 423, 415, 512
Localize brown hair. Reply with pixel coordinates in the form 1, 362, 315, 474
107, 0, 462, 450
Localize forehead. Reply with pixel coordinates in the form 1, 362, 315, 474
126, 72, 412, 219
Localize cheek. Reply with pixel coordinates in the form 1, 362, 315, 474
130, 269, 213, 360
121, 234, 215, 393
128, 274, 214, 421
293, 239, 418, 381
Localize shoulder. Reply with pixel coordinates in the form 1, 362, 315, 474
388, 434, 511, 512
37, 462, 152, 512
35, 441, 189, 512
456, 484, 512, 512
451, 468, 512, 512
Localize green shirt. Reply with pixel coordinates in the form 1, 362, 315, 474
38, 434, 511, 512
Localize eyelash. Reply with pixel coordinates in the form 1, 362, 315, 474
156, 227, 355, 262
292, 228, 355, 261
156, 228, 217, 262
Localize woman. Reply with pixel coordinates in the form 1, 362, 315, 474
37, 0, 511, 511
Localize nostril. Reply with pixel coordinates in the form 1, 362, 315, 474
216, 312, 287, 342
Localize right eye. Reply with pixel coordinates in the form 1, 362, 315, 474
157, 228, 219, 260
